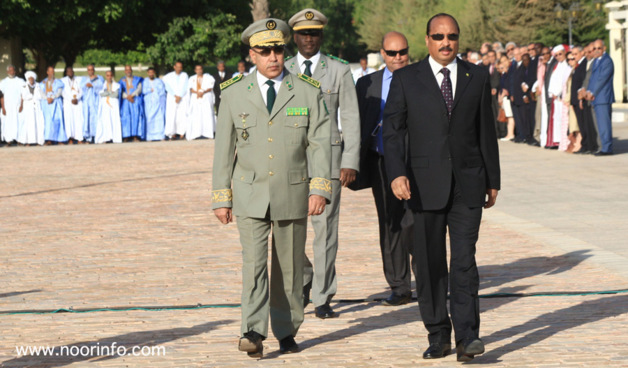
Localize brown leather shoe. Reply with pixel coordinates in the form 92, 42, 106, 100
239, 331, 264, 358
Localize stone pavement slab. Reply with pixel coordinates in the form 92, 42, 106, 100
1, 133, 627, 367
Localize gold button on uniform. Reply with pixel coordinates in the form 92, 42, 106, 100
268, 121, 273, 125
269, 171, 274, 176
335, 140, 340, 144
294, 123, 298, 127
269, 155, 274, 159
268, 137, 273, 142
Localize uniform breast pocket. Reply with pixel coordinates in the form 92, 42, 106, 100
284, 117, 309, 145
234, 116, 257, 145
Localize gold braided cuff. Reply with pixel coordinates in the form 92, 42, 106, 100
309, 177, 332, 194
212, 189, 233, 203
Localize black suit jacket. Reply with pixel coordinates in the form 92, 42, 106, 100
383, 58, 500, 211
571, 59, 587, 106
544, 58, 558, 105
512, 64, 534, 105
349, 69, 384, 190
212, 70, 231, 103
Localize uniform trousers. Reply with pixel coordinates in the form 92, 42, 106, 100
304, 178, 341, 307
237, 215, 307, 340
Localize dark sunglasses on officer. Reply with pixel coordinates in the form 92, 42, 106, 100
252, 46, 286, 57
429, 33, 459, 41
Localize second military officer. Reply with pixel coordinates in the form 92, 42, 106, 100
212, 18, 332, 358
287, 8, 361, 319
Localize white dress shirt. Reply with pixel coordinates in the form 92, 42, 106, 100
428, 56, 458, 98
297, 52, 321, 75
256, 71, 284, 105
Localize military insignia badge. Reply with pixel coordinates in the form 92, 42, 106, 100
238, 112, 250, 140
241, 130, 249, 141
305, 11, 315, 20
286, 107, 309, 116
266, 20, 277, 30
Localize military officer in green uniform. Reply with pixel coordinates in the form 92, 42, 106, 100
287, 8, 361, 319
212, 18, 332, 358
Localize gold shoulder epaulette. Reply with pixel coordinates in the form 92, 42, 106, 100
297, 73, 321, 88
327, 54, 348, 64
220, 74, 243, 90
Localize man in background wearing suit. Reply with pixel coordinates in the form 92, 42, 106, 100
286, 8, 361, 319
383, 13, 500, 362
352, 31, 413, 307
212, 60, 230, 114
587, 39, 615, 156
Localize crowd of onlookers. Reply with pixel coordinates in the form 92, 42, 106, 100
0, 60, 236, 146
464, 40, 615, 155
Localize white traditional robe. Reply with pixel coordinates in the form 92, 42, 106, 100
163, 71, 189, 137
547, 60, 571, 147
352, 67, 376, 83
61, 76, 84, 141
96, 81, 122, 144
186, 73, 216, 140
18, 83, 45, 145
0, 76, 25, 143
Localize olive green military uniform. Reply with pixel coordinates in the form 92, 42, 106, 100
212, 69, 332, 340
287, 9, 361, 309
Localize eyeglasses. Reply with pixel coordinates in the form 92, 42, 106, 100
296, 30, 322, 37
593, 47, 603, 50
567, 58, 575, 61
252, 46, 285, 57
383, 48, 409, 57
429, 33, 459, 41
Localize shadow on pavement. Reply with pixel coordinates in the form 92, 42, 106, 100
479, 250, 592, 291
0, 290, 42, 299
1, 319, 233, 368
468, 294, 628, 364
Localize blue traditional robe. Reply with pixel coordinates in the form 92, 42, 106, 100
40, 78, 66, 142
143, 77, 167, 141
119, 75, 145, 139
81, 75, 104, 141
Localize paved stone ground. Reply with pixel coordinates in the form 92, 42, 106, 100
1, 123, 628, 367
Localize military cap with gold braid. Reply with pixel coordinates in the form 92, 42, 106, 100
288, 8, 328, 31
241, 18, 291, 47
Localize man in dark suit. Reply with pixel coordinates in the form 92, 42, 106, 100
570, 46, 591, 153
487, 50, 504, 138
351, 31, 413, 307
383, 13, 500, 362
513, 53, 537, 144
212, 60, 230, 114
587, 39, 615, 156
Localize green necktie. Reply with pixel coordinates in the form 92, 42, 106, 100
303, 60, 313, 77
266, 80, 275, 114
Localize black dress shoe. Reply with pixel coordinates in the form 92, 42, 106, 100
303, 281, 312, 308
314, 303, 338, 319
456, 338, 485, 362
239, 331, 265, 358
279, 335, 299, 354
594, 151, 613, 156
422, 342, 451, 359
527, 139, 540, 147
381, 292, 412, 306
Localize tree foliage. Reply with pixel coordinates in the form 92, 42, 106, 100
146, 13, 242, 74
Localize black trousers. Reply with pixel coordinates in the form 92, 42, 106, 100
576, 103, 599, 152
411, 179, 482, 345
513, 103, 533, 141
368, 150, 413, 296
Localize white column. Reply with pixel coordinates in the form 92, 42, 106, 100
606, 2, 625, 102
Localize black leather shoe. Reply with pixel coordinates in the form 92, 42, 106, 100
422, 342, 451, 359
456, 338, 485, 362
594, 151, 613, 156
239, 331, 264, 358
279, 335, 299, 354
303, 281, 312, 308
381, 292, 412, 306
527, 139, 540, 147
314, 303, 338, 319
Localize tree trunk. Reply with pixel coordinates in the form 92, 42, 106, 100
250, 0, 269, 22
31, 48, 48, 81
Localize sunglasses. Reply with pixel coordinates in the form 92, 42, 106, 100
567, 57, 575, 61
429, 33, 459, 41
383, 48, 409, 57
252, 46, 285, 57
296, 30, 322, 37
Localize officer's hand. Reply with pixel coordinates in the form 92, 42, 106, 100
484, 189, 498, 209
339, 168, 357, 187
391, 176, 411, 200
214, 208, 233, 224
308, 195, 326, 216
